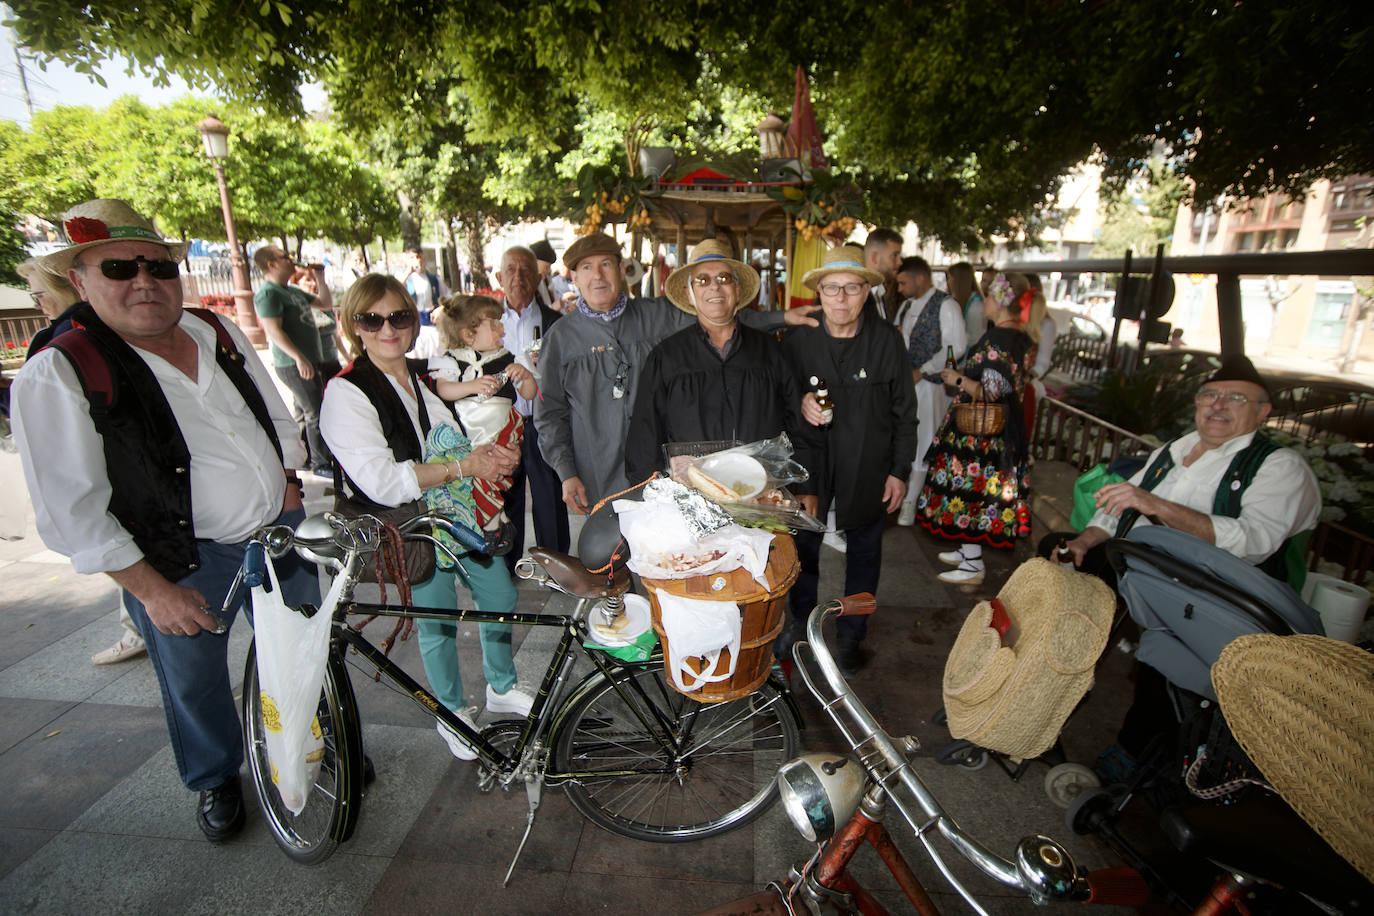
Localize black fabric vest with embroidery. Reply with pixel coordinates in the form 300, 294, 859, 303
45, 303, 283, 582
906, 290, 950, 378
1115, 433, 1292, 579
332, 353, 461, 511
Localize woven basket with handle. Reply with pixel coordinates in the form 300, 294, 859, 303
955, 398, 1005, 435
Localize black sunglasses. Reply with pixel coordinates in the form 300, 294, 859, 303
98, 256, 181, 281
353, 310, 416, 332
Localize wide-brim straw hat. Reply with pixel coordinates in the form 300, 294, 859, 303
663, 239, 760, 315
38, 199, 188, 275
1212, 633, 1374, 882
801, 244, 884, 291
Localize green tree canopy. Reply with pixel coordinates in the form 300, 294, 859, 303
7, 0, 1372, 248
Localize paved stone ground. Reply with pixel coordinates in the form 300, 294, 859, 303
0, 360, 1160, 914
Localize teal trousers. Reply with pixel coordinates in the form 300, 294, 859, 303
411, 553, 518, 712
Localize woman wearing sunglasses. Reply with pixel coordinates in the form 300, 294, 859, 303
319, 275, 533, 760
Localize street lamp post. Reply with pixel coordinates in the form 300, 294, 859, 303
196, 114, 264, 346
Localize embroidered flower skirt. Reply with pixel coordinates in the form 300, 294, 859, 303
916, 425, 1027, 550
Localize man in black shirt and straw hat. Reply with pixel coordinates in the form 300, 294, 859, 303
625, 239, 804, 482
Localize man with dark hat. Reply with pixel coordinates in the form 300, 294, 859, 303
625, 239, 803, 482
1060, 355, 1320, 585
535, 233, 818, 514
10, 199, 319, 842
529, 238, 559, 308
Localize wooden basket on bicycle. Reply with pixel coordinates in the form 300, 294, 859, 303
642, 532, 799, 703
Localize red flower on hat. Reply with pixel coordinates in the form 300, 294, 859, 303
65, 217, 111, 244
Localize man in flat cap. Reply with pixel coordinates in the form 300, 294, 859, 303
1059, 355, 1321, 585
536, 233, 818, 514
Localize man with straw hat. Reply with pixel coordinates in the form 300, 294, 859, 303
625, 239, 804, 482
535, 232, 819, 514
10, 199, 320, 843
778, 245, 916, 674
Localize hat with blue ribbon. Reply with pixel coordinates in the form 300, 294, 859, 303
801, 244, 883, 291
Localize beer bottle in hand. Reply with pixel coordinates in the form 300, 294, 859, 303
944, 345, 959, 396
810, 376, 835, 426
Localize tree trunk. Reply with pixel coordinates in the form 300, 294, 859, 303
294, 232, 305, 262
464, 215, 488, 290
1337, 294, 1373, 374
279, 233, 289, 253
397, 189, 421, 250
438, 213, 459, 290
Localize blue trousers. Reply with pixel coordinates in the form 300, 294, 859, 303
412, 551, 519, 713
788, 515, 886, 644
503, 420, 570, 575
123, 508, 320, 791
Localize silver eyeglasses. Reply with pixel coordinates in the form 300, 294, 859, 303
1195, 389, 1265, 406
691, 274, 737, 288
818, 282, 867, 297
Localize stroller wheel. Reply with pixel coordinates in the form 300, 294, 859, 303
1044, 762, 1101, 808
935, 740, 989, 770
1065, 786, 1119, 834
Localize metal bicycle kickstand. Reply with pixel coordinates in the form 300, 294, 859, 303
504, 776, 543, 887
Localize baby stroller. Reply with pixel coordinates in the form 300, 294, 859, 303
1067, 526, 1370, 913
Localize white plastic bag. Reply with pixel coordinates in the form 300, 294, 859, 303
251, 553, 343, 815
614, 491, 775, 585
654, 589, 741, 693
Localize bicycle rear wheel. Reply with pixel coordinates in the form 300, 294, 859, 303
553, 662, 799, 842
242, 645, 363, 864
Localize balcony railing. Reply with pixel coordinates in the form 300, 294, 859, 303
1030, 395, 1156, 471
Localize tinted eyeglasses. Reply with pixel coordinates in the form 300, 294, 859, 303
353, 310, 416, 332
98, 256, 181, 281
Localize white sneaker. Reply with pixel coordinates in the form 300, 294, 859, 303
91, 633, 147, 666
938, 562, 985, 585
937, 548, 968, 567
822, 531, 847, 553
897, 499, 916, 527
486, 683, 534, 717
436, 707, 480, 760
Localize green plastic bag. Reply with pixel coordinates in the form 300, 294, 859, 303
1070, 463, 1125, 531
584, 627, 659, 664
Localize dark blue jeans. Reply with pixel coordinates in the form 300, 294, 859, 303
788, 515, 886, 644
503, 420, 570, 574
123, 508, 320, 791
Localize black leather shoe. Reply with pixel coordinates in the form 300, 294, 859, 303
484, 519, 517, 557
835, 639, 864, 677
196, 773, 245, 843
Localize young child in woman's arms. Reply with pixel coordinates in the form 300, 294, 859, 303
428, 294, 536, 556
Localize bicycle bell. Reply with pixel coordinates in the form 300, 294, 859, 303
294, 512, 346, 567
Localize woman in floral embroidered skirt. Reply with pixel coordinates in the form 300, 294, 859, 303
917, 272, 1040, 584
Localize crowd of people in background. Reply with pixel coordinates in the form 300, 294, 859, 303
7, 199, 1324, 846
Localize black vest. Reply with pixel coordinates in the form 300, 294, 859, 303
1116, 432, 1298, 582
332, 353, 461, 510
45, 304, 282, 582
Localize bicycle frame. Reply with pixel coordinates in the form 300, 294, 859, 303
334, 597, 687, 781
767, 595, 1147, 915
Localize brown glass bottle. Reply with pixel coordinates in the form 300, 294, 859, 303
944, 345, 959, 396
811, 375, 835, 426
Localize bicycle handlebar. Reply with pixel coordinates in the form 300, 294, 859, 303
794, 596, 1124, 910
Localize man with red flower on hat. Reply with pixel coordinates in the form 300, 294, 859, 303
10, 199, 320, 843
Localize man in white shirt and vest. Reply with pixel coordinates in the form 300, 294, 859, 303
11, 199, 320, 844
892, 256, 968, 526
494, 244, 570, 570
1060, 356, 1320, 585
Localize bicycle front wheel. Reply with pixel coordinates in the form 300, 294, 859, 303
553, 663, 799, 842
242, 645, 363, 864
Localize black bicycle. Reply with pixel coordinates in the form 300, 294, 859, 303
230, 510, 802, 874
